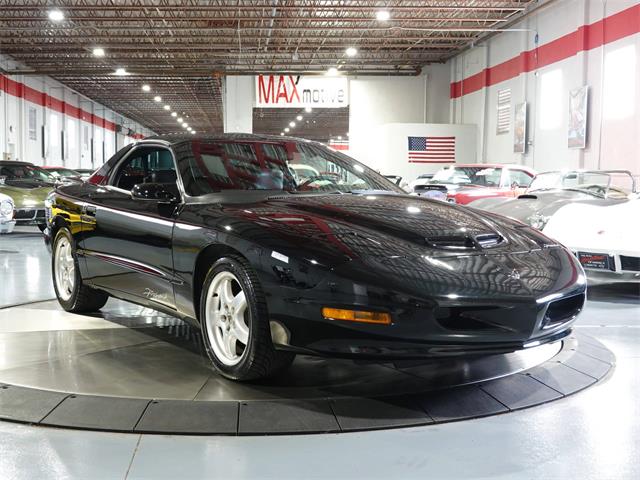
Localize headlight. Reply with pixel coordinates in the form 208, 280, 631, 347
527, 212, 550, 230
0, 200, 13, 217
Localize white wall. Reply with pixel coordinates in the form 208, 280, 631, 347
372, 123, 477, 179
449, 0, 640, 175
0, 55, 154, 168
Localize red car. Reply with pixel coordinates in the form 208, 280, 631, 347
422, 164, 536, 205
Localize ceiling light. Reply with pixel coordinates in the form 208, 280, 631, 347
191, 131, 196, 134
284, 127, 290, 132
345, 47, 358, 57
337, 135, 342, 140
296, 115, 303, 121
326, 67, 339, 76
171, 112, 177, 117
177, 117, 183, 122
114, 68, 128, 76
289, 121, 295, 128
305, 106, 312, 113
92, 48, 105, 57
163, 105, 171, 111
48, 9, 64, 22
141, 84, 151, 92
154, 96, 162, 102
376, 10, 390, 21
182, 123, 189, 128
280, 132, 285, 136
187, 127, 192, 132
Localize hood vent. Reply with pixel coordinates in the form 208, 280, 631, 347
475, 233, 504, 249
426, 233, 505, 250
426, 235, 476, 250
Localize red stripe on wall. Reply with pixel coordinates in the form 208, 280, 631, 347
408, 159, 456, 163
450, 3, 640, 99
0, 74, 140, 137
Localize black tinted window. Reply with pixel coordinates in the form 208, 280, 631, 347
176, 140, 401, 196
112, 147, 177, 194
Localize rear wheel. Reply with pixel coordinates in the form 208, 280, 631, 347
52, 228, 108, 312
200, 255, 294, 381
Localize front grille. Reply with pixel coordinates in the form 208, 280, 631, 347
543, 293, 585, 328
15, 209, 37, 220
620, 255, 640, 272
434, 306, 506, 332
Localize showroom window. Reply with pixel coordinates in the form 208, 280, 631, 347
603, 44, 636, 120
539, 69, 563, 130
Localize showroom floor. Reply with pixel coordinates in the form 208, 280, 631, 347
0, 227, 638, 480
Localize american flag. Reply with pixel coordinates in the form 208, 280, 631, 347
407, 136, 456, 163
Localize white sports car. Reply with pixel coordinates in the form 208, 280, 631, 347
544, 198, 640, 283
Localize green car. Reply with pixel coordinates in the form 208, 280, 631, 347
0, 161, 55, 232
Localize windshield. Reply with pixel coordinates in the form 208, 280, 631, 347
431, 166, 502, 187
177, 140, 403, 196
0, 164, 53, 182
528, 171, 632, 198
48, 168, 79, 177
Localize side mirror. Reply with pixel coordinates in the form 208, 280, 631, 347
131, 183, 178, 203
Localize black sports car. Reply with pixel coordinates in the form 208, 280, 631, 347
44, 134, 586, 381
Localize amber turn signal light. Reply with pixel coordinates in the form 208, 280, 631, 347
322, 307, 391, 325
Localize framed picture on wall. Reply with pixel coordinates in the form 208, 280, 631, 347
513, 102, 527, 153
568, 86, 589, 149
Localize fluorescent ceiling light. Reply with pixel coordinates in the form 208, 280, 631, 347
177, 117, 183, 122
163, 105, 171, 111
376, 10, 390, 21
305, 106, 312, 113
190, 131, 196, 134
141, 84, 151, 92
326, 67, 339, 76
114, 68, 128, 76
48, 10, 64, 22
289, 121, 296, 128
92, 48, 105, 57
280, 132, 285, 136
284, 127, 290, 132
171, 112, 177, 117
296, 115, 303, 121
345, 47, 358, 57
154, 96, 162, 102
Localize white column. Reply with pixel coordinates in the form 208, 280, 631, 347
223, 76, 254, 133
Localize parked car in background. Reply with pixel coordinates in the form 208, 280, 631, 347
407, 173, 434, 194
74, 168, 96, 180
0, 161, 54, 232
0, 191, 16, 234
411, 164, 535, 203
544, 198, 640, 284
383, 175, 410, 192
469, 170, 635, 229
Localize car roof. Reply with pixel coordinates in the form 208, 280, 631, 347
140, 132, 326, 148
0, 161, 36, 166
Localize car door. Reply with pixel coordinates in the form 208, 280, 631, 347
81, 143, 180, 310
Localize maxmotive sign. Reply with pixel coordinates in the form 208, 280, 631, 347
256, 75, 349, 108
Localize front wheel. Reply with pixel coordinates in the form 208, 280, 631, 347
52, 228, 109, 312
200, 255, 294, 381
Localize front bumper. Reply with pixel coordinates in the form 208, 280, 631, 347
262, 247, 586, 359
0, 219, 16, 234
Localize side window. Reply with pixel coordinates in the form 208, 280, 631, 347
112, 147, 177, 194
507, 170, 533, 187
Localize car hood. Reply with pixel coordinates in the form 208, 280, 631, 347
0, 184, 52, 207
208, 193, 556, 265
470, 190, 604, 222
2, 179, 54, 189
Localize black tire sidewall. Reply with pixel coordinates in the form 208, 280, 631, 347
52, 227, 81, 310
199, 256, 268, 380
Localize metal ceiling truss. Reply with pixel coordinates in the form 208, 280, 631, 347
1, 1, 535, 134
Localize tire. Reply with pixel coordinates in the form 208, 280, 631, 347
52, 228, 109, 313
199, 255, 295, 381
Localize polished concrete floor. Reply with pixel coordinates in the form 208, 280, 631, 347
1, 227, 639, 479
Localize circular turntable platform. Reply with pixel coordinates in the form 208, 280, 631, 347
0, 299, 614, 435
